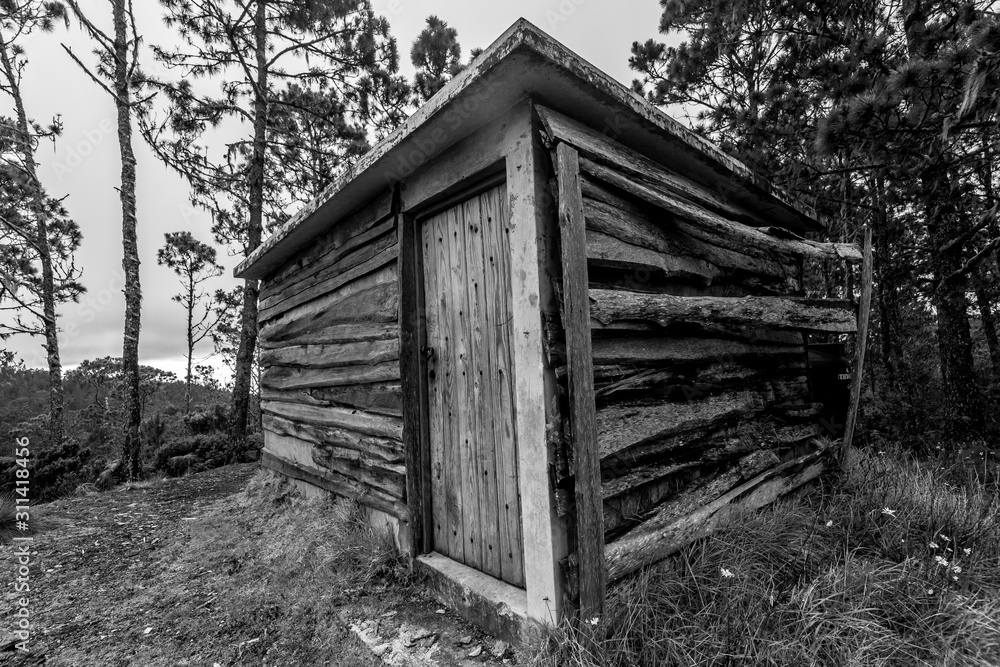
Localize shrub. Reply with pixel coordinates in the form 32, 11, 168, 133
184, 403, 229, 434
141, 412, 168, 451
154, 438, 199, 471
0, 437, 91, 501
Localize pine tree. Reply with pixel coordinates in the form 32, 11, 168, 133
411, 15, 462, 103
63, 0, 149, 480
633, 0, 1000, 441
0, 0, 80, 448
156, 231, 223, 414
142, 0, 409, 445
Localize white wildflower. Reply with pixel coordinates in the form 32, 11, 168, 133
881, 507, 897, 517
587, 617, 599, 626
952, 564, 962, 574
721, 568, 735, 579
929, 542, 940, 550
940, 534, 951, 543
963, 548, 971, 556
825, 520, 833, 527
935, 555, 950, 568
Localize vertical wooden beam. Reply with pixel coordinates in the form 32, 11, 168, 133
398, 187, 433, 555
506, 101, 568, 626
554, 142, 605, 619
841, 225, 873, 462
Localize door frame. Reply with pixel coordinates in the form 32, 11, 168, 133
398, 99, 567, 624
399, 166, 510, 558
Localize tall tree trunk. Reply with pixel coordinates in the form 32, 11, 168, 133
873, 175, 901, 394
1, 43, 64, 447
230, 0, 266, 444
112, 0, 143, 480
930, 192, 985, 435
902, 0, 985, 436
973, 267, 1000, 377
185, 276, 194, 414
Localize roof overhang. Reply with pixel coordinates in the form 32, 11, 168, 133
236, 18, 825, 280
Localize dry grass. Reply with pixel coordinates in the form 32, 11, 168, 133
0, 492, 17, 543
131, 472, 412, 665
524, 447, 1000, 667
31, 468, 411, 666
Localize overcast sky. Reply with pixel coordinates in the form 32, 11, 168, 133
4, 0, 666, 380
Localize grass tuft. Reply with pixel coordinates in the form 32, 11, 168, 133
524, 446, 1000, 666
0, 492, 17, 543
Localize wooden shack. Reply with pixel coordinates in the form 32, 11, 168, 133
234, 19, 870, 642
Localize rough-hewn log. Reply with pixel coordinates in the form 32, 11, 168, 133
602, 448, 829, 583
261, 189, 393, 288
580, 160, 861, 263
262, 217, 395, 302
593, 362, 808, 405
537, 104, 761, 225
260, 423, 405, 497
597, 385, 810, 462
260, 382, 402, 417
261, 399, 403, 440
259, 242, 398, 322
842, 226, 873, 462
599, 423, 820, 534
259, 264, 398, 330
582, 189, 798, 291
587, 229, 720, 286
261, 362, 400, 391
262, 413, 402, 463
588, 336, 805, 368
555, 142, 606, 617
588, 289, 857, 335
259, 339, 400, 369
259, 322, 398, 349
261, 228, 397, 313
260, 448, 408, 519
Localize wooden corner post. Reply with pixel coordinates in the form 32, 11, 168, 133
398, 186, 433, 555
841, 225, 873, 462
555, 142, 606, 618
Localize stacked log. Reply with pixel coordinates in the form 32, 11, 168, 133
257, 189, 407, 520
537, 104, 860, 592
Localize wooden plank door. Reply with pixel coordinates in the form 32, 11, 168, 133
420, 182, 525, 588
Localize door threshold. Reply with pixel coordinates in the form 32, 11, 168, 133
414, 552, 528, 645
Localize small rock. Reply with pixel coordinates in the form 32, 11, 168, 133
468, 645, 483, 658
143, 627, 153, 635
435, 608, 446, 614
489, 640, 510, 658
457, 635, 473, 646
373, 643, 392, 656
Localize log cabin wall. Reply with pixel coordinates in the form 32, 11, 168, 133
536, 104, 864, 597
255, 189, 408, 522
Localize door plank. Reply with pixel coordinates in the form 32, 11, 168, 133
422, 217, 447, 553
484, 184, 525, 586
445, 204, 482, 569
464, 193, 502, 579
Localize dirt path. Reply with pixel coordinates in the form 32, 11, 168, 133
1, 465, 519, 667
0, 464, 379, 667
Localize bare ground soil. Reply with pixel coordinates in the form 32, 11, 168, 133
0, 464, 516, 667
